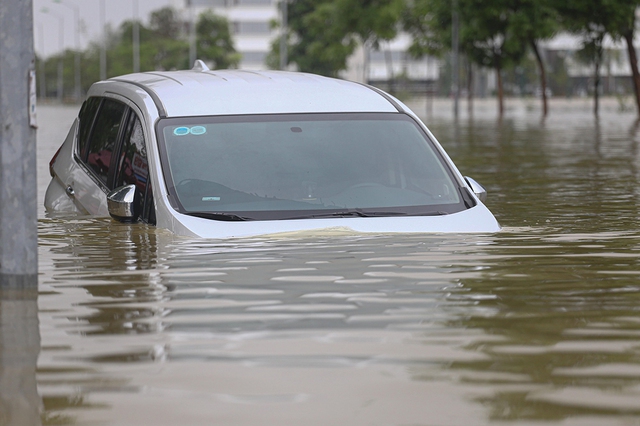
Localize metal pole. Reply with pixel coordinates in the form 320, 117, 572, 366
452, 0, 460, 119
0, 0, 38, 288
57, 13, 64, 102
188, 0, 196, 66
133, 0, 140, 73
42, 8, 64, 102
73, 4, 81, 99
38, 22, 46, 99
100, 0, 106, 80
280, 0, 287, 70
53, 0, 81, 100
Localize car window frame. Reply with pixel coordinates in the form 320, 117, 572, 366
112, 110, 155, 225
74, 97, 128, 191
75, 94, 156, 224
76, 97, 102, 162
155, 111, 476, 220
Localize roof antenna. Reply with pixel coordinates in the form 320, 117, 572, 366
192, 59, 210, 72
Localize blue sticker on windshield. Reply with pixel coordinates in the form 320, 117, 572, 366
174, 127, 190, 136
190, 126, 206, 135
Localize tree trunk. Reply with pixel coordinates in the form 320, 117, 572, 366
594, 54, 601, 116
467, 59, 474, 116
496, 63, 504, 116
624, 30, 640, 117
384, 48, 395, 95
530, 39, 548, 117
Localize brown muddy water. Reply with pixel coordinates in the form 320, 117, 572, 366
3, 100, 640, 425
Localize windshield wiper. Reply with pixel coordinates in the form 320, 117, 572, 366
186, 209, 449, 221
186, 212, 254, 221
283, 209, 448, 220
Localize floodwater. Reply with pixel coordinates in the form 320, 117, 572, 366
3, 99, 640, 425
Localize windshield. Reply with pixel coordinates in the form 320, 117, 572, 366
157, 113, 471, 221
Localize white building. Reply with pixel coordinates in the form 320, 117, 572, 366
172, 0, 439, 87
173, 0, 278, 70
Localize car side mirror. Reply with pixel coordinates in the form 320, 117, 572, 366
464, 176, 487, 203
107, 184, 141, 223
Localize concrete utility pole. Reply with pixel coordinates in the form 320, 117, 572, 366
0, 0, 38, 288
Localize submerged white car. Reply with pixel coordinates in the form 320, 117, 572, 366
45, 62, 500, 237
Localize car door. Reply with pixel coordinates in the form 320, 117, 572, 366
67, 97, 128, 215
71, 96, 154, 223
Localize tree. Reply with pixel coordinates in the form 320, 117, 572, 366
602, 0, 640, 117
338, 0, 405, 48
269, 0, 404, 77
196, 10, 241, 69
554, 0, 639, 116
268, 0, 353, 76
403, 0, 452, 64
405, 0, 533, 116
555, 1, 607, 115
462, 0, 530, 116
506, 0, 559, 117
39, 6, 242, 99
109, 16, 189, 73
150, 7, 182, 39
404, 0, 474, 107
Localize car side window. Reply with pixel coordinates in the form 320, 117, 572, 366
115, 115, 148, 190
115, 114, 148, 210
76, 97, 101, 160
115, 113, 155, 225
85, 98, 127, 186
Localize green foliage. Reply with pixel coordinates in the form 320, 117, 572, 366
150, 7, 182, 39
336, 0, 405, 47
404, 0, 553, 71
555, 0, 637, 37
554, 0, 639, 110
39, 0, 640, 108
270, 0, 404, 76
459, 0, 525, 71
196, 10, 241, 69
553, 0, 637, 68
39, 6, 238, 100
403, 0, 452, 58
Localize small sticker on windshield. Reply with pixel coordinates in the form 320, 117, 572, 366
173, 126, 207, 136
202, 196, 221, 201
191, 126, 206, 135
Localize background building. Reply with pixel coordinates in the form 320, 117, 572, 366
171, 0, 439, 90
173, 0, 277, 70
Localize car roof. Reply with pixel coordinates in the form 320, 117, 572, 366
103, 67, 401, 118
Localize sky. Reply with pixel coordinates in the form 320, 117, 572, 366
33, 0, 179, 57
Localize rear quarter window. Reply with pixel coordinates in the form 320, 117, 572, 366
76, 97, 101, 160
85, 99, 127, 186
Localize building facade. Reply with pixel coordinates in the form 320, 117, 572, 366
172, 0, 439, 89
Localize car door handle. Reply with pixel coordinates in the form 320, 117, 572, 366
66, 185, 75, 197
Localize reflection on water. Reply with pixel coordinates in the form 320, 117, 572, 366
0, 289, 41, 426
25, 105, 640, 424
